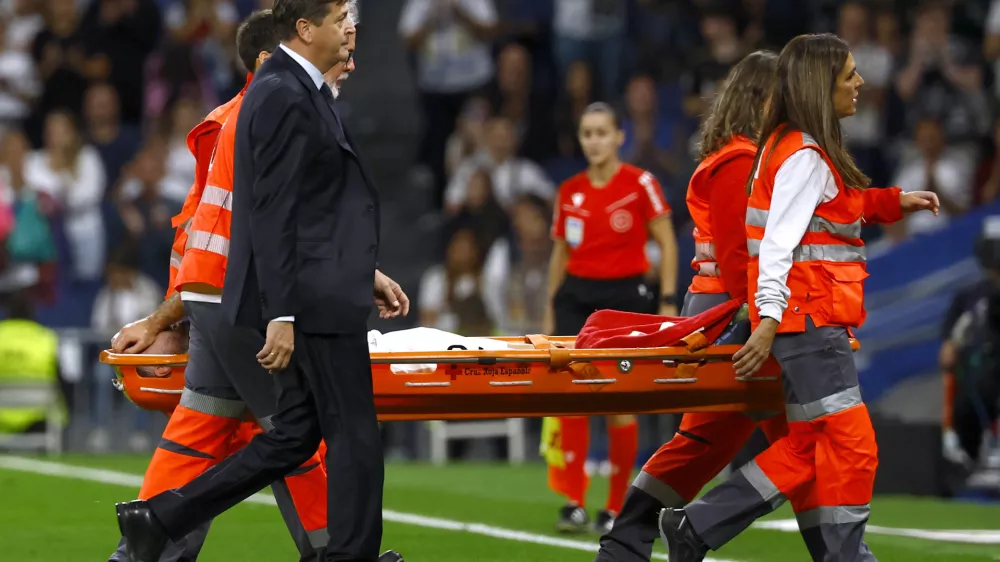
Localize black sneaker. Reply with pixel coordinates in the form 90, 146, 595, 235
555, 504, 589, 533
657, 508, 708, 562
592, 509, 616, 534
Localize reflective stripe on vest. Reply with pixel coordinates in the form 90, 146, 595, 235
200, 185, 232, 211
746, 239, 866, 263
185, 230, 230, 258
746, 207, 862, 239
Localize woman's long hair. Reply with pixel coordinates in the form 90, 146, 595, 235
746, 33, 870, 193
697, 50, 778, 160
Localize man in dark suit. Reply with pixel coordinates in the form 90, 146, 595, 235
114, 1, 410, 561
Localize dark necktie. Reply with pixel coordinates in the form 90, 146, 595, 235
319, 83, 346, 137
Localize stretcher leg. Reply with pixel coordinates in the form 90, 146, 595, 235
684, 324, 877, 561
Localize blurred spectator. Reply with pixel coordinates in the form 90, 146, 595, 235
445, 115, 555, 213
892, 117, 973, 237
0, 16, 39, 137
893, 2, 989, 145
27, 0, 97, 142
488, 42, 555, 162
0, 289, 68, 436
400, 0, 499, 200
445, 168, 510, 259
163, 96, 203, 202
1, 0, 44, 53
0, 130, 58, 302
162, 0, 237, 100
419, 227, 495, 335
980, 123, 1000, 204
986, 0, 1000, 101
838, 0, 893, 186
621, 75, 677, 184
25, 110, 107, 282
444, 95, 490, 179
874, 5, 903, 59
80, 0, 163, 125
551, 0, 626, 99
83, 82, 143, 195
554, 60, 594, 159
116, 138, 184, 290
482, 194, 552, 335
680, 5, 747, 119
88, 245, 161, 452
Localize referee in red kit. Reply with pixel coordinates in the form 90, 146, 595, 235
542, 101, 679, 535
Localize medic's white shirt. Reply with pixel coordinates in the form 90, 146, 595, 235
754, 150, 840, 324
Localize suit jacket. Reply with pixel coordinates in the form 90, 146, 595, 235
223, 47, 381, 334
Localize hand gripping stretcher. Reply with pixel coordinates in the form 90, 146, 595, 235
100, 301, 859, 420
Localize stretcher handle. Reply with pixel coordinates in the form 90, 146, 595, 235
101, 351, 190, 366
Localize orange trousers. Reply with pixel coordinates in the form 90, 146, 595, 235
632, 411, 809, 507
137, 404, 329, 554
683, 325, 878, 560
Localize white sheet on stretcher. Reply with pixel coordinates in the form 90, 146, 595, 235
367, 327, 510, 373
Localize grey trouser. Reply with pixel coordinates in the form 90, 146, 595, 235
109, 301, 327, 562
685, 318, 877, 561
597, 292, 780, 562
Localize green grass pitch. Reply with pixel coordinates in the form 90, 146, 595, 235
1, 454, 998, 561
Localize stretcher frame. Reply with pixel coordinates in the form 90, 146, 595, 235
101, 334, 859, 421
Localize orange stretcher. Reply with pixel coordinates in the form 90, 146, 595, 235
100, 335, 860, 421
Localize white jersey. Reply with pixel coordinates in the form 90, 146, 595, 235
368, 327, 509, 373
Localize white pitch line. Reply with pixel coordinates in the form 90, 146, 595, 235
0, 455, 739, 562
754, 518, 1000, 545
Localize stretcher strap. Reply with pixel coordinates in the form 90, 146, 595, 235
681, 330, 709, 352
525, 334, 572, 370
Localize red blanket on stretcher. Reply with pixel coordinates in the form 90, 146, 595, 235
574, 300, 742, 350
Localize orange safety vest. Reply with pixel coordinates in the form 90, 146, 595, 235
745, 128, 868, 333
686, 135, 757, 294
165, 74, 252, 299
172, 80, 248, 293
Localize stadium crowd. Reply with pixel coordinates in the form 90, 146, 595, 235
1, 0, 1000, 452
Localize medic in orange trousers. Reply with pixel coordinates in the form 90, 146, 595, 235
658, 33, 940, 562
543, 101, 679, 534
594, 50, 788, 562
107, 9, 368, 562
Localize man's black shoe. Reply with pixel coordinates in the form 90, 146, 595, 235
378, 550, 404, 562
657, 508, 708, 562
115, 500, 169, 562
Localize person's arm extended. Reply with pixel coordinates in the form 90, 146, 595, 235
111, 293, 185, 353
861, 185, 903, 226
649, 216, 678, 307
708, 154, 754, 303
247, 91, 312, 322
755, 150, 830, 323
544, 239, 570, 334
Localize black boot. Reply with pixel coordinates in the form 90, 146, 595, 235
378, 550, 404, 562
115, 500, 170, 562
657, 509, 708, 562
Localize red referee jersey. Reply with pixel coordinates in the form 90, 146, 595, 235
552, 164, 671, 279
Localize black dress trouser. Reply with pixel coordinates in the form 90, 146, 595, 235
147, 330, 384, 562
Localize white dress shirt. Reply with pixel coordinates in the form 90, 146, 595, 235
269, 44, 326, 323
754, 150, 839, 323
